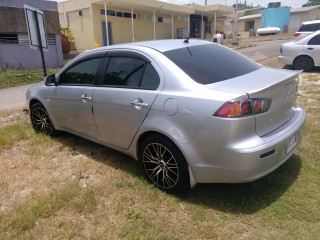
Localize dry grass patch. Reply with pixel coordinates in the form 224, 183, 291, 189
0, 69, 320, 239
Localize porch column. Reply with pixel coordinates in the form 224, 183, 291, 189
188, 14, 190, 37
214, 12, 216, 34
201, 13, 204, 38
131, 6, 135, 42
153, 10, 156, 40
104, 1, 109, 46
225, 15, 228, 35
172, 13, 174, 39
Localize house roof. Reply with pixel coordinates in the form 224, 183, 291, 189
290, 5, 320, 13
239, 13, 261, 20
58, 0, 234, 17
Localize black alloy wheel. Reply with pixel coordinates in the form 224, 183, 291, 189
139, 134, 190, 193
30, 102, 56, 136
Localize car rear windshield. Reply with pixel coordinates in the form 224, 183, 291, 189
163, 44, 261, 84
298, 23, 320, 32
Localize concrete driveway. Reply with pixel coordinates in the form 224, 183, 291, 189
0, 84, 34, 111
237, 39, 288, 61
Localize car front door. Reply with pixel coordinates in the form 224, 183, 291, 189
48, 55, 104, 139
92, 51, 162, 149
305, 33, 320, 66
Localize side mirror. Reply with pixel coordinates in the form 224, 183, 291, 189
44, 74, 57, 86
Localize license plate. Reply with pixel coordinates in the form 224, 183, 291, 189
286, 134, 297, 154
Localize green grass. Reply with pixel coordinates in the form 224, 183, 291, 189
0, 72, 319, 239
0, 68, 60, 89
0, 123, 30, 148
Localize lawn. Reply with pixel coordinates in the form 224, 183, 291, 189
0, 68, 62, 89
0, 63, 319, 239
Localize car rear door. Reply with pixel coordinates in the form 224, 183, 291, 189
47, 55, 105, 139
92, 51, 163, 149
304, 33, 320, 66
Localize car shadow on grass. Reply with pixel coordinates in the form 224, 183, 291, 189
54, 132, 144, 177
178, 154, 302, 214
283, 65, 320, 73
54, 132, 301, 214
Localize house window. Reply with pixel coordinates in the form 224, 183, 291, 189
206, 21, 212, 34
245, 21, 255, 31
0, 33, 18, 44
100, 9, 136, 19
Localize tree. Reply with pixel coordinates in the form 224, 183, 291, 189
232, 0, 257, 11
302, 0, 320, 7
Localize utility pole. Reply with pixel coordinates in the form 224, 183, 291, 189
232, 0, 239, 45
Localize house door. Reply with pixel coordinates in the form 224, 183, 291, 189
102, 22, 112, 46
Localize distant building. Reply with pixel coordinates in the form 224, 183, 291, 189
57, 0, 234, 50
0, 0, 63, 69
261, 7, 291, 33
237, 5, 320, 35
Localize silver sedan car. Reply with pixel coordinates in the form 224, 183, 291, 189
27, 39, 306, 193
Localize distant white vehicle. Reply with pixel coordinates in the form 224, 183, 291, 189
257, 26, 280, 35
279, 30, 320, 71
211, 33, 223, 44
294, 20, 320, 40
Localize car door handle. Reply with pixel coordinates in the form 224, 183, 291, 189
130, 102, 149, 107
307, 48, 314, 50
80, 94, 92, 101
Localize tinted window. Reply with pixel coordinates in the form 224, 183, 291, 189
104, 57, 146, 87
298, 23, 319, 32
308, 34, 320, 45
163, 44, 260, 84
140, 63, 160, 90
59, 58, 102, 85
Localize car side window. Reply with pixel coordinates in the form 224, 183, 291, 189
59, 58, 102, 85
140, 63, 160, 90
308, 34, 320, 45
104, 57, 146, 87
299, 24, 315, 32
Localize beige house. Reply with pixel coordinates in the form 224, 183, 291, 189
58, 0, 234, 50
237, 5, 320, 35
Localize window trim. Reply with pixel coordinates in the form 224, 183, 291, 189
97, 51, 160, 90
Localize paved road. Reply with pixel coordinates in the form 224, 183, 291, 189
0, 84, 34, 111
0, 39, 290, 111
236, 39, 289, 61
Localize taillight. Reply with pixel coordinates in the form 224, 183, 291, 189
252, 99, 272, 114
214, 99, 272, 118
294, 33, 301, 36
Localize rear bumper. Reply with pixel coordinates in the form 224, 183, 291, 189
182, 106, 306, 183
278, 55, 294, 65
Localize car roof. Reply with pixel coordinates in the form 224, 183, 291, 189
91, 39, 213, 53
301, 20, 320, 25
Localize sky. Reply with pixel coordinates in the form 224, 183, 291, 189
160, 0, 309, 8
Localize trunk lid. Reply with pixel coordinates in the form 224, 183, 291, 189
207, 67, 301, 136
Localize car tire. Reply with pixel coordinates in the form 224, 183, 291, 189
30, 102, 56, 136
293, 56, 314, 71
139, 134, 190, 193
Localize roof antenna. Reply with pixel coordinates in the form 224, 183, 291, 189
184, 34, 191, 43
